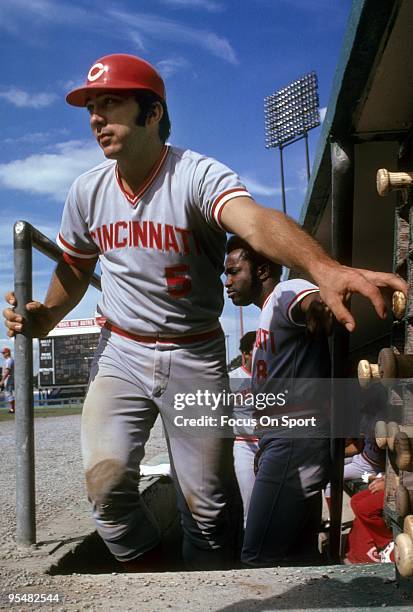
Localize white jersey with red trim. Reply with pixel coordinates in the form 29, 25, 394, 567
229, 365, 256, 438
2, 356, 14, 389
252, 279, 331, 385
229, 365, 251, 381
57, 145, 251, 336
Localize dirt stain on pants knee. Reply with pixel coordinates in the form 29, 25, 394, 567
86, 458, 125, 505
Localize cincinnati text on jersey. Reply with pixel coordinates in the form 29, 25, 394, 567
89, 221, 202, 256
255, 328, 276, 353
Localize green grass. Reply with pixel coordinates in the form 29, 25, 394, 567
0, 404, 83, 422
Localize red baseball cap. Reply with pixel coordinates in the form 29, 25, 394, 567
66, 53, 165, 107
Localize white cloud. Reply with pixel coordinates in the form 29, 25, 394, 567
0, 1, 237, 65
0, 88, 58, 109
125, 32, 146, 52
158, 0, 224, 12
241, 174, 285, 198
0, 0, 46, 33
295, 166, 310, 195
157, 57, 191, 77
3, 129, 69, 145
57, 78, 82, 92
0, 0, 87, 27
107, 9, 238, 65
0, 140, 104, 201
319, 106, 327, 122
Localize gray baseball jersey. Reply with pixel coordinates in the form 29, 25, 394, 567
243, 280, 332, 565
57, 145, 251, 337
252, 279, 331, 416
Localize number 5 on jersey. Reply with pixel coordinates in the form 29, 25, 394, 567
165, 265, 192, 298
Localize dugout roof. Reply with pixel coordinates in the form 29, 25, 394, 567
297, 0, 413, 360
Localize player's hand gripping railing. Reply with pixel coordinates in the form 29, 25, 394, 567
13, 220, 101, 546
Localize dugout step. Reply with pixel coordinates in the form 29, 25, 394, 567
46, 453, 184, 575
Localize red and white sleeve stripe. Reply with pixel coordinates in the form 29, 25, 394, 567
287, 288, 320, 325
211, 188, 251, 229
57, 233, 99, 259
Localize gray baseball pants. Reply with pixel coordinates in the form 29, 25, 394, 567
81, 326, 235, 569
233, 439, 258, 527
242, 435, 330, 566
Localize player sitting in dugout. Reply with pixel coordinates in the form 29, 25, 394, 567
225, 235, 334, 566
324, 436, 385, 509
345, 473, 394, 564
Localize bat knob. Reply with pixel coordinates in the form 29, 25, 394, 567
375, 420, 388, 449
357, 359, 380, 388
377, 168, 391, 196
393, 291, 406, 319
376, 168, 413, 196
395, 533, 413, 577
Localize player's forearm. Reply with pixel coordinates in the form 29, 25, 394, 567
43, 260, 93, 329
242, 208, 337, 280
247, 209, 335, 281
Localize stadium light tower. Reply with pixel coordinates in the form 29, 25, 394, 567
264, 71, 320, 213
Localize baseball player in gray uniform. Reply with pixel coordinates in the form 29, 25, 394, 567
229, 331, 258, 527
3, 53, 407, 570
225, 235, 334, 565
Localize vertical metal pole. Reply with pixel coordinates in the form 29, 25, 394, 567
14, 221, 36, 546
279, 146, 287, 214
329, 141, 354, 563
239, 306, 244, 338
304, 132, 311, 181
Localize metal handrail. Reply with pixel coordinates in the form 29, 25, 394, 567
13, 220, 101, 545
21, 221, 101, 290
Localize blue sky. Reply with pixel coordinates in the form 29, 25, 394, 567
0, 0, 353, 362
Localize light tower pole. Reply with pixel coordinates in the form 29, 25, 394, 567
264, 72, 321, 213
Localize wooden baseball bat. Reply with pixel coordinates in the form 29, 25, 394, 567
377, 168, 413, 196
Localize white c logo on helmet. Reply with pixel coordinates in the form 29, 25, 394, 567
88, 63, 108, 82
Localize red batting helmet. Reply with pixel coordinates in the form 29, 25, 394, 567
66, 54, 165, 107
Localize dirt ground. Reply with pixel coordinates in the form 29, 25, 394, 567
1, 413, 412, 611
